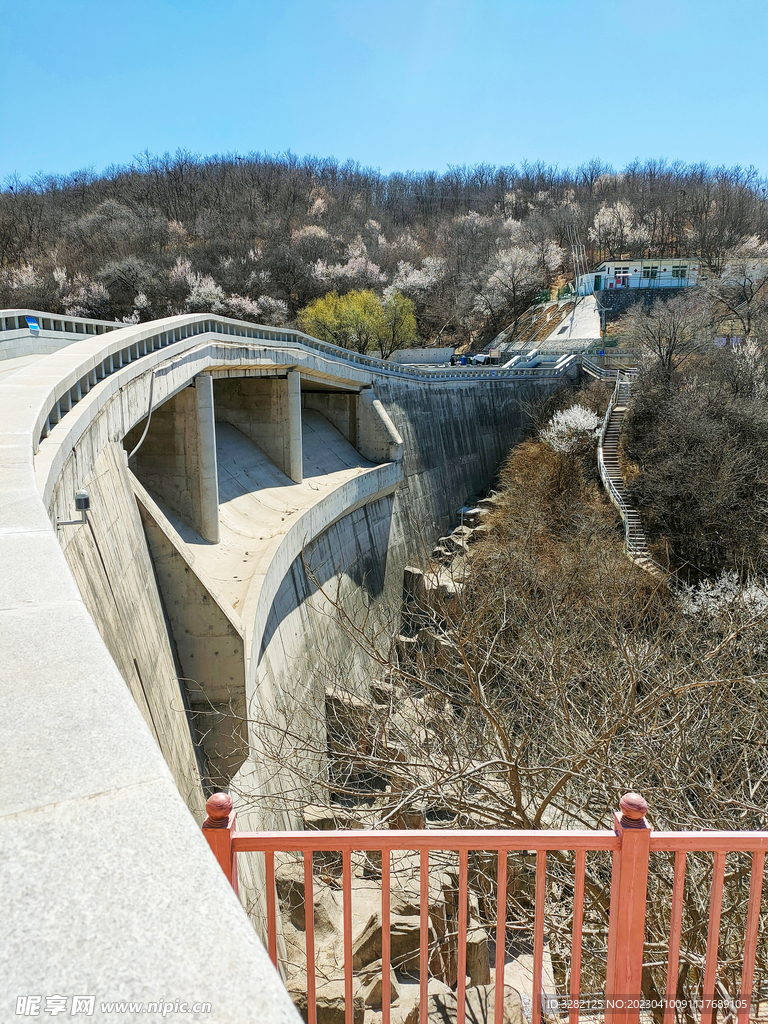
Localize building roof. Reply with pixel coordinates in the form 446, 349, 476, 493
593, 258, 699, 271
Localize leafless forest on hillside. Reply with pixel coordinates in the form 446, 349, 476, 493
2, 154, 768, 347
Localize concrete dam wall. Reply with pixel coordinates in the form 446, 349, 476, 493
1, 310, 574, 1011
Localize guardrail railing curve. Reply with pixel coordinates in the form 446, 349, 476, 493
2, 311, 580, 452
597, 370, 668, 579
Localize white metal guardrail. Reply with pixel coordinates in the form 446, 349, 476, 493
0, 311, 581, 451
0, 308, 122, 335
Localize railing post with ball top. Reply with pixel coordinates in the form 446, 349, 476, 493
202, 792, 238, 892
605, 792, 651, 1024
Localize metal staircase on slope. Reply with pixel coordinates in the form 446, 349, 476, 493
597, 373, 666, 578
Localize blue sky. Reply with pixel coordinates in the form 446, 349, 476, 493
2, 0, 767, 182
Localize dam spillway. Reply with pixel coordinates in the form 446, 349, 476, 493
0, 309, 577, 1019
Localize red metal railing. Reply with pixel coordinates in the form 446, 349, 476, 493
202, 793, 768, 1024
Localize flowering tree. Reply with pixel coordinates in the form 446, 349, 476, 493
385, 257, 446, 301
313, 240, 387, 290
540, 405, 601, 453
63, 277, 112, 319
589, 201, 649, 259
473, 245, 543, 334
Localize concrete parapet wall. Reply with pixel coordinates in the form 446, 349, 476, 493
57, 441, 207, 817
0, 343, 301, 1022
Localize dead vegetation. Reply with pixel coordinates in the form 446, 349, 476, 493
205, 383, 768, 1021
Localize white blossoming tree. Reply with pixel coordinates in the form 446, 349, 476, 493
540, 404, 601, 453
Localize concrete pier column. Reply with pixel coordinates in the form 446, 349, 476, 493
194, 374, 220, 543
287, 370, 303, 484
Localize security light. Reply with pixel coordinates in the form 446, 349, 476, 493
57, 489, 91, 529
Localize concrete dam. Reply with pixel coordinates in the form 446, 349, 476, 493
0, 310, 577, 1019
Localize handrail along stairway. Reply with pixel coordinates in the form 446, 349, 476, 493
597, 370, 667, 577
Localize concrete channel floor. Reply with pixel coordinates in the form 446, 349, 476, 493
164, 410, 376, 615
542, 295, 601, 346
497, 296, 602, 357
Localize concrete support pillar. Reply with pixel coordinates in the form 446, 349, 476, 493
286, 370, 303, 484
125, 375, 220, 543
194, 374, 220, 543
347, 393, 359, 451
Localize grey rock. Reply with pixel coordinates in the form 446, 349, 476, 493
352, 911, 436, 972
289, 978, 364, 1024
359, 960, 400, 1009
466, 926, 491, 986
402, 984, 524, 1024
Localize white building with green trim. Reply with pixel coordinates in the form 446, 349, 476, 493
576, 258, 701, 295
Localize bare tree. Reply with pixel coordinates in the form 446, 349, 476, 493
621, 290, 710, 374
203, 413, 768, 1018
703, 238, 768, 344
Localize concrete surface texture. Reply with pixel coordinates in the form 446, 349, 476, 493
0, 334, 303, 1021
0, 352, 46, 381
127, 375, 221, 543
542, 295, 601, 345
161, 411, 377, 617
1, 309, 569, 1019
59, 441, 207, 816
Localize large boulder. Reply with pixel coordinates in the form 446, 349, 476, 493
289, 978, 364, 1024
403, 984, 524, 1024
274, 857, 339, 936
394, 979, 452, 1024
466, 926, 491, 986
358, 960, 400, 1009
352, 911, 437, 973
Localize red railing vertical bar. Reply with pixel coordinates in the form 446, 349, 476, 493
494, 850, 508, 1024
532, 851, 547, 1024
382, 849, 391, 1024
201, 792, 238, 892
569, 849, 587, 1024
663, 852, 686, 1024
738, 851, 765, 1024
420, 849, 429, 1024
343, 849, 353, 1024
265, 850, 278, 967
702, 851, 726, 1024
605, 793, 651, 1024
304, 851, 317, 1024
605, 843, 621, 1008
457, 848, 469, 1024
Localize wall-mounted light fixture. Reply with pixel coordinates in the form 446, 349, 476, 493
57, 489, 90, 529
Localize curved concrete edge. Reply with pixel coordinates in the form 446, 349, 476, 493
32, 338, 377, 512
242, 459, 404, 660
0, 366, 301, 1021
2, 310, 577, 459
